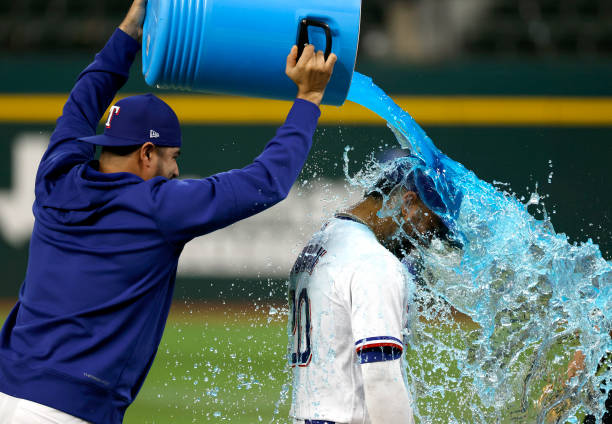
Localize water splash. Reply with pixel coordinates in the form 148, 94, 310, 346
347, 72, 612, 423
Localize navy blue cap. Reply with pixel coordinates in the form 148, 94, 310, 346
370, 155, 463, 229
80, 94, 182, 147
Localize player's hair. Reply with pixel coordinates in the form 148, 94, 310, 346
100, 144, 143, 156
366, 157, 431, 203
366, 175, 410, 200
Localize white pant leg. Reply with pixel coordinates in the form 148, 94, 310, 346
0, 392, 18, 423
0, 392, 90, 424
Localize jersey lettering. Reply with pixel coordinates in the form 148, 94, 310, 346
291, 244, 327, 276
290, 288, 312, 367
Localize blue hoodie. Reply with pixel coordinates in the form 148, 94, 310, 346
0, 29, 320, 423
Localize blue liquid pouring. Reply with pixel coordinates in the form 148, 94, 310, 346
346, 71, 611, 423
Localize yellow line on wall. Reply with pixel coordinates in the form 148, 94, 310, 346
1, 94, 612, 126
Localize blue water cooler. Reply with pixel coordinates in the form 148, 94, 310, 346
142, 0, 361, 106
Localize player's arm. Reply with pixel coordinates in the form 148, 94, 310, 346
150, 46, 337, 244
362, 361, 415, 424
350, 257, 416, 424
36, 0, 144, 185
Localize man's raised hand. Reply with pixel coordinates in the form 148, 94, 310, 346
286, 44, 337, 107
119, 0, 147, 43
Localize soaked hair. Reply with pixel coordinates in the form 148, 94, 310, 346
100, 144, 142, 156
365, 157, 426, 200
366, 170, 416, 200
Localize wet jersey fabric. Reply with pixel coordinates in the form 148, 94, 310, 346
289, 218, 415, 424
0, 29, 321, 424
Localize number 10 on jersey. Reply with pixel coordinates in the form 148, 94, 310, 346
289, 288, 312, 367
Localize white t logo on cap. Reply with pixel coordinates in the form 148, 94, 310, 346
105, 106, 121, 128
150, 130, 160, 139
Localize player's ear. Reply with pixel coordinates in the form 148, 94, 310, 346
139, 142, 156, 165
400, 191, 418, 220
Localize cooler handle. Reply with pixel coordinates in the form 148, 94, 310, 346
297, 19, 333, 61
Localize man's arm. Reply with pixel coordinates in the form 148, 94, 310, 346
150, 99, 320, 243
150, 45, 337, 244
350, 257, 416, 423
362, 361, 415, 424
36, 1, 144, 186
118, 0, 146, 43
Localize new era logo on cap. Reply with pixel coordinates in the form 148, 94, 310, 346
150, 130, 160, 138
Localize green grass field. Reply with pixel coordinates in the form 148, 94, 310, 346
0, 301, 588, 423
124, 302, 292, 423
0, 301, 293, 423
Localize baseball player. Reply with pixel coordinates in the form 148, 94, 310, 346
288, 156, 454, 424
0, 1, 336, 423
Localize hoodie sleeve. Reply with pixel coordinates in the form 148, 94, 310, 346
36, 29, 140, 190
150, 99, 320, 245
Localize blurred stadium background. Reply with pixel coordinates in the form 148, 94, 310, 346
0, 1, 611, 422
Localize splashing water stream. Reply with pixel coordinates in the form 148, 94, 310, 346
344, 72, 612, 423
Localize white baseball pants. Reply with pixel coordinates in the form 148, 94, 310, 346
0, 392, 90, 424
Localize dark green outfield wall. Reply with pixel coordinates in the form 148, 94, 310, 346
2, 54, 612, 95
0, 123, 609, 298
0, 54, 610, 299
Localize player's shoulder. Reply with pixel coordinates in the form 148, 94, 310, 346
319, 219, 400, 268
143, 176, 196, 202
342, 240, 406, 282
321, 218, 378, 250
353, 247, 405, 276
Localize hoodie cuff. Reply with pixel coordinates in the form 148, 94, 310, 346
284, 99, 321, 137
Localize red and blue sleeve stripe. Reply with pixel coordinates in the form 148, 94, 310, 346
355, 336, 403, 364
305, 420, 336, 424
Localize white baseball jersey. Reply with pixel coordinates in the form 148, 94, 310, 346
288, 217, 415, 423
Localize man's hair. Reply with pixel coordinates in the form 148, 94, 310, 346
366, 171, 415, 200
100, 144, 142, 156
366, 156, 423, 199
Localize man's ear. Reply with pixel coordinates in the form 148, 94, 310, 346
400, 191, 418, 220
139, 142, 156, 165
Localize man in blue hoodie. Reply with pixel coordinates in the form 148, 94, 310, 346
0, 1, 337, 423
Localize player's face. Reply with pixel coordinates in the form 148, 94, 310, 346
385, 229, 415, 259
383, 191, 442, 257
153, 147, 180, 180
